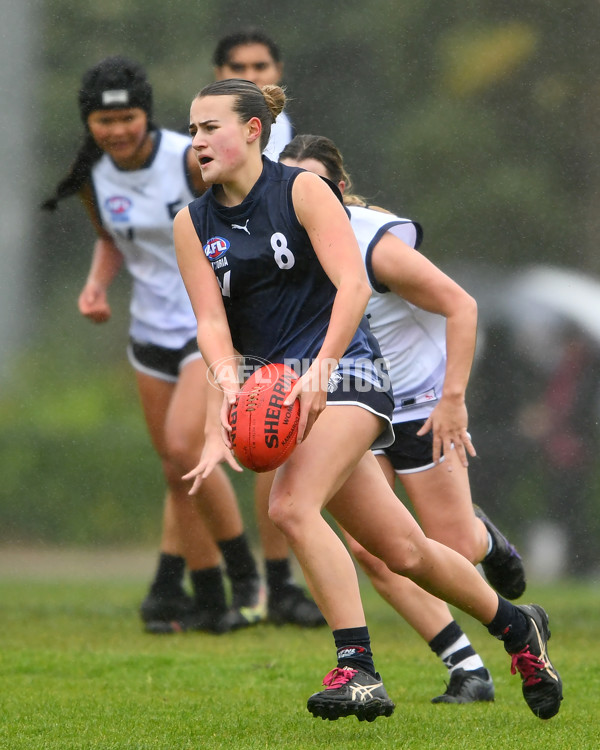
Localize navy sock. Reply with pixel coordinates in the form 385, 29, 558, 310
151, 553, 186, 594
333, 626, 376, 677
189, 567, 227, 615
485, 595, 529, 651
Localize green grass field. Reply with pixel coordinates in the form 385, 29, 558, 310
1, 558, 598, 750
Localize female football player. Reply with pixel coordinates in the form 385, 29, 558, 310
42, 56, 262, 633
277, 133, 527, 703
174, 79, 562, 722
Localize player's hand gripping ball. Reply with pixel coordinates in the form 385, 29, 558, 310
230, 362, 300, 472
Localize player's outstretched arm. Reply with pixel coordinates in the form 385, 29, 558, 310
183, 370, 242, 494
175, 207, 243, 491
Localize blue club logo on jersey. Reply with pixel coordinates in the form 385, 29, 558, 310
204, 236, 230, 261
105, 195, 132, 223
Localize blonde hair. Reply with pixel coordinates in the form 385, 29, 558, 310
261, 84, 286, 123
197, 79, 285, 151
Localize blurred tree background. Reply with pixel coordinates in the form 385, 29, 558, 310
1, 0, 598, 562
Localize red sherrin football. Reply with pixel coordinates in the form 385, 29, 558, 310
230, 363, 300, 472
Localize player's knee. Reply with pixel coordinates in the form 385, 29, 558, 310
163, 435, 199, 481
159, 445, 195, 488
266, 495, 291, 531
267, 490, 306, 538
160, 457, 183, 488
384, 537, 431, 577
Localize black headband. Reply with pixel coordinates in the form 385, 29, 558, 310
78, 57, 153, 123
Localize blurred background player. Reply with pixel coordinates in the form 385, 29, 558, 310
213, 28, 293, 161
41, 56, 262, 633
276, 133, 527, 702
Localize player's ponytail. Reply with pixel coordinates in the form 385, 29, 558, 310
41, 135, 103, 211
261, 85, 286, 125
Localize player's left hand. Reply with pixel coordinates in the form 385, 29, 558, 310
417, 396, 476, 471
183, 428, 242, 495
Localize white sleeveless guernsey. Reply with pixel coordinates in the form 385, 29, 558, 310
349, 205, 447, 423
91, 129, 198, 348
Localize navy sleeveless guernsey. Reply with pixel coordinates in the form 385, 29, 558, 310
187, 158, 383, 379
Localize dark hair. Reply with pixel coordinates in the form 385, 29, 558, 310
213, 28, 281, 68
279, 134, 372, 208
280, 134, 393, 213
42, 56, 154, 211
196, 79, 285, 152
78, 56, 153, 123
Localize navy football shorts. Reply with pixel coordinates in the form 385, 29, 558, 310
326, 372, 394, 451
372, 418, 446, 474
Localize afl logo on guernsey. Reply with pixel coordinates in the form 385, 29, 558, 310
105, 196, 132, 223
204, 236, 230, 261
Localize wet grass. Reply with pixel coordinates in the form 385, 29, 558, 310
0, 575, 597, 749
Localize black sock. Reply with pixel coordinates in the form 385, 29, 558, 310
485, 595, 529, 651
218, 534, 259, 581
333, 626, 376, 677
218, 534, 260, 608
265, 558, 294, 598
189, 567, 227, 615
150, 553, 186, 595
